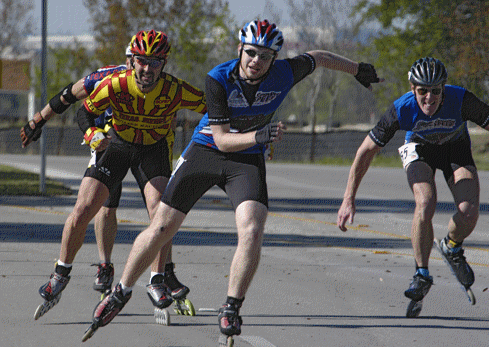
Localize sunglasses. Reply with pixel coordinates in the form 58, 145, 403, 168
416, 87, 442, 96
135, 56, 164, 68
244, 49, 275, 61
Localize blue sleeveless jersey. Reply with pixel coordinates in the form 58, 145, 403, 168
394, 85, 468, 145
83, 65, 127, 127
191, 59, 294, 154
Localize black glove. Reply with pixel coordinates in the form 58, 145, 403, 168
255, 122, 279, 145
355, 62, 380, 89
20, 112, 46, 148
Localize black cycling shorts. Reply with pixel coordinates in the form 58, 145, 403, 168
85, 148, 122, 208
84, 129, 172, 200
162, 142, 268, 214
416, 138, 476, 181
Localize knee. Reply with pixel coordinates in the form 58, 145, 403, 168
70, 204, 94, 228
457, 202, 479, 226
238, 225, 263, 247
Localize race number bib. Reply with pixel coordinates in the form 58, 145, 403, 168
398, 143, 419, 169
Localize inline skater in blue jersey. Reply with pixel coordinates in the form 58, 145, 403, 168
23, 39, 186, 320
338, 57, 489, 305
87, 19, 381, 341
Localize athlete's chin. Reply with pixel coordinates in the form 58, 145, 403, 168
246, 69, 265, 80
422, 105, 437, 116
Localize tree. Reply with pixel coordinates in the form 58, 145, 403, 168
82, 0, 132, 66
0, 0, 34, 54
280, 0, 377, 128
276, 0, 377, 161
439, 1, 489, 98
83, 0, 237, 87
354, 0, 489, 108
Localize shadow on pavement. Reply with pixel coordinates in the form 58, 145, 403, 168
4, 193, 489, 215
1, 222, 487, 251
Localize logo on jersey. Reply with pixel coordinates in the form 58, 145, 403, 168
228, 90, 248, 107
154, 95, 172, 107
412, 118, 456, 132
115, 91, 134, 106
254, 91, 281, 106
227, 89, 281, 108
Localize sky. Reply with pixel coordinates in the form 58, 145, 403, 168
32, 0, 288, 36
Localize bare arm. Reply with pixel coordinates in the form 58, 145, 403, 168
306, 50, 382, 90
337, 136, 382, 231
211, 122, 286, 153
306, 50, 359, 76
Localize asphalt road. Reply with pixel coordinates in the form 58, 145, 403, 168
1, 154, 489, 347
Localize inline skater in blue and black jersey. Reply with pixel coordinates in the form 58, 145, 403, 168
338, 57, 489, 303
89, 19, 382, 341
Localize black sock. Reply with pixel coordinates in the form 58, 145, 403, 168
226, 296, 244, 308
55, 264, 71, 277
164, 262, 174, 273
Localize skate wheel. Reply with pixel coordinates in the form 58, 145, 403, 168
467, 288, 476, 305
81, 324, 97, 342
34, 303, 45, 320
184, 299, 196, 316
173, 299, 196, 316
34, 294, 62, 320
218, 335, 234, 347
155, 307, 170, 326
173, 300, 183, 315
406, 300, 423, 318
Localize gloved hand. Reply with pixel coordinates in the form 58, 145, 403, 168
83, 127, 107, 150
20, 112, 46, 148
355, 62, 381, 89
255, 122, 280, 145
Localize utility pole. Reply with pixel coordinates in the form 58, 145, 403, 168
39, 0, 48, 193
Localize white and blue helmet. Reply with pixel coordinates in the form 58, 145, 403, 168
240, 20, 284, 52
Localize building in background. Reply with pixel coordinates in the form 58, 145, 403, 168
0, 35, 96, 123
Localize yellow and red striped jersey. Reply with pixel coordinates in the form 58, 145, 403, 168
84, 69, 206, 145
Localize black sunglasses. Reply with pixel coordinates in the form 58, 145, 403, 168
416, 87, 442, 96
244, 49, 275, 61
